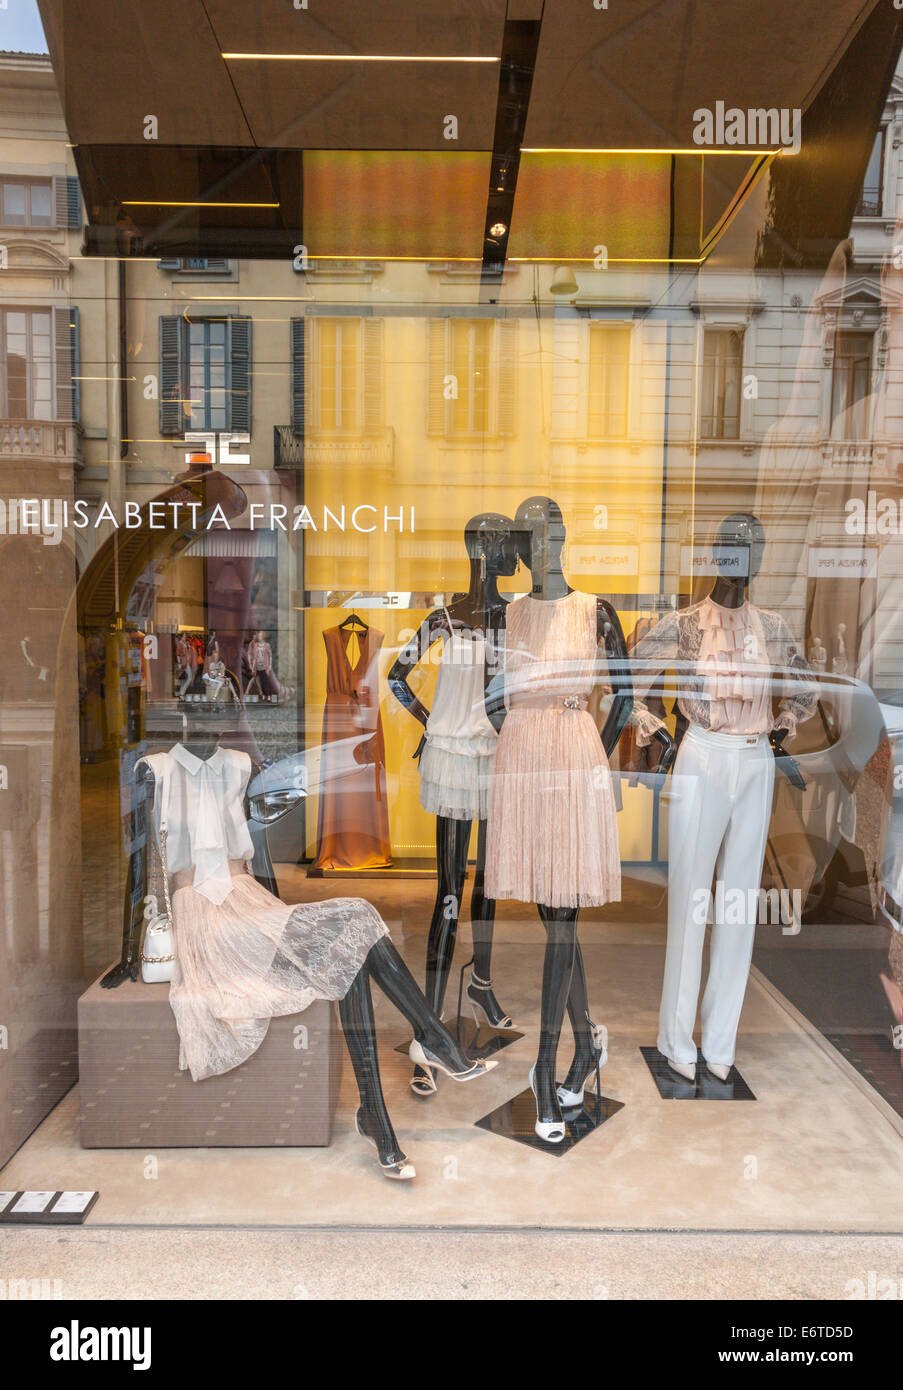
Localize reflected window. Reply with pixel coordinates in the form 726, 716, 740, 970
187, 319, 228, 432
0, 178, 53, 227
0, 308, 53, 419
450, 318, 492, 436
831, 331, 872, 439
700, 328, 742, 439
856, 129, 885, 217
315, 318, 361, 433
587, 324, 630, 438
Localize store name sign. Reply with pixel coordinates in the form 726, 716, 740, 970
0, 497, 416, 545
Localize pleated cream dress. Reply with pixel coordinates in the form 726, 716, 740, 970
141, 744, 387, 1081
485, 590, 621, 909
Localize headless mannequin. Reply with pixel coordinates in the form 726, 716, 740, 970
665, 511, 803, 1082
102, 704, 492, 1179
486, 496, 671, 1138
389, 513, 519, 1096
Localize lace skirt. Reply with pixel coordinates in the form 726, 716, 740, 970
419, 742, 494, 821
168, 866, 387, 1080
485, 708, 621, 909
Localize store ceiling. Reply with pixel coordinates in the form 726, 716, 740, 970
36, 0, 902, 267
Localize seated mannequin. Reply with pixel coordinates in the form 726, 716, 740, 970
103, 699, 496, 1180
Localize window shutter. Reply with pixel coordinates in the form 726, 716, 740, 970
495, 318, 517, 436
362, 317, 383, 432
53, 306, 79, 422
53, 175, 82, 230
290, 318, 306, 437
426, 318, 447, 435
158, 315, 185, 435
227, 316, 252, 433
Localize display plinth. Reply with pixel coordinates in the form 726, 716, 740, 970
475, 1085, 624, 1155
78, 968, 342, 1147
641, 1047, 756, 1100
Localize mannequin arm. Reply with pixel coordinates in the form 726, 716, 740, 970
484, 619, 507, 734
597, 599, 635, 758
388, 611, 446, 731
102, 762, 151, 988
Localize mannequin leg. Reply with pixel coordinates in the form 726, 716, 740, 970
533, 906, 579, 1127
466, 820, 513, 1028
701, 746, 774, 1067
558, 940, 599, 1095
424, 816, 471, 1016
657, 737, 732, 1067
338, 959, 407, 1169
368, 936, 475, 1075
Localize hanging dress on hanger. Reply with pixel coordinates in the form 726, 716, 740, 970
314, 623, 392, 870
419, 611, 498, 822
140, 743, 388, 1080
485, 590, 621, 909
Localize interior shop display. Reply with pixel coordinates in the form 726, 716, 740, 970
314, 614, 392, 871
389, 513, 520, 1098
201, 638, 235, 704
244, 629, 292, 703
630, 514, 818, 1084
484, 495, 655, 1144
102, 700, 494, 1180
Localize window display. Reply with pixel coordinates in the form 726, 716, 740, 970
2, 0, 903, 1314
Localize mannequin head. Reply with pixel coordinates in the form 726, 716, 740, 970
712, 512, 765, 588
514, 496, 567, 575
464, 512, 518, 577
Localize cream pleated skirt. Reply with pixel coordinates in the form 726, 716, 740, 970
485, 707, 621, 909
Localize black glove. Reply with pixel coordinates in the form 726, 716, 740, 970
769, 727, 806, 790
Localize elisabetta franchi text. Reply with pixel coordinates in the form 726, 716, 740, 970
0, 499, 415, 546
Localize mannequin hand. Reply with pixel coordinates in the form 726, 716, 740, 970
769, 728, 806, 790
653, 727, 676, 776
100, 957, 139, 989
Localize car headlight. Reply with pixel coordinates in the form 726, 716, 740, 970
249, 789, 306, 824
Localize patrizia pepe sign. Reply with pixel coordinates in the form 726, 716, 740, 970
0, 498, 415, 546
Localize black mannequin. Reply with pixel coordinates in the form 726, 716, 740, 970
710, 512, 805, 789
485, 496, 669, 1138
102, 700, 495, 1180
389, 513, 519, 1097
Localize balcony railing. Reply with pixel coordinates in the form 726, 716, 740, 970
273, 425, 395, 471
0, 419, 83, 465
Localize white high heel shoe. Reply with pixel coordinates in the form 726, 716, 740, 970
409, 1039, 497, 1082
529, 1064, 566, 1144
665, 1057, 696, 1082
354, 1109, 416, 1181
465, 971, 515, 1031
556, 1023, 608, 1107
704, 1060, 731, 1081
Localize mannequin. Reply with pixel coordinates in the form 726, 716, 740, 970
388, 513, 519, 1097
484, 496, 661, 1143
630, 513, 816, 1083
102, 701, 496, 1180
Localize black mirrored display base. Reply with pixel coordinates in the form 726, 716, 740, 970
474, 1085, 624, 1156
394, 1016, 523, 1063
641, 1046, 756, 1100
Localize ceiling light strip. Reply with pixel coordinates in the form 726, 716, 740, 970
223, 53, 499, 63
521, 146, 781, 156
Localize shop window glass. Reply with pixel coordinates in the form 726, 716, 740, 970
315, 318, 361, 433
856, 128, 885, 216
187, 319, 228, 433
0, 177, 53, 227
831, 331, 872, 439
1, 307, 53, 418
700, 328, 742, 439
449, 318, 492, 436
587, 324, 630, 438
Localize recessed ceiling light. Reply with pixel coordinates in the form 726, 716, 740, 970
122, 200, 280, 208
223, 53, 499, 63
489, 222, 507, 237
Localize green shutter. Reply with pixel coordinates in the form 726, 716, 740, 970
158, 315, 184, 436
290, 318, 306, 437
228, 316, 252, 433
53, 306, 79, 422
53, 175, 82, 230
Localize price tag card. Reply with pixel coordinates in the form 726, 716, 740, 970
0, 1193, 16, 1214
51, 1191, 97, 1215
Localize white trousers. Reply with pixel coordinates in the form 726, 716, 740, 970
658, 725, 775, 1067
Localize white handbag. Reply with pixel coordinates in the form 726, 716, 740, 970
140, 824, 176, 984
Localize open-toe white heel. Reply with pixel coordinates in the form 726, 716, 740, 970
465, 971, 515, 1031
409, 1039, 497, 1082
354, 1109, 416, 1181
529, 1065, 566, 1143
556, 1022, 608, 1107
